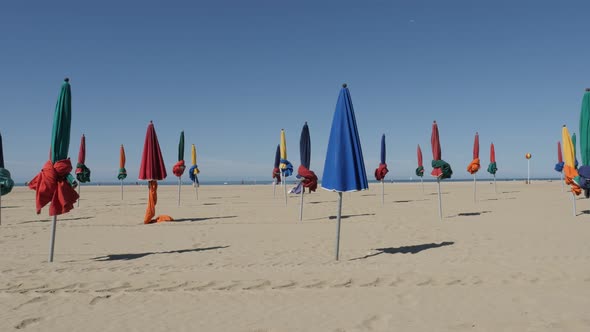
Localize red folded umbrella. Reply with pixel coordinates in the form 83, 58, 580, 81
139, 121, 167, 181
491, 143, 496, 163
417, 145, 423, 168
431, 121, 442, 178
139, 121, 171, 224
557, 142, 562, 163
467, 132, 480, 174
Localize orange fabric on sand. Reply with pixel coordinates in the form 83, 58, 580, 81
563, 165, 581, 195
467, 158, 480, 174
143, 181, 173, 224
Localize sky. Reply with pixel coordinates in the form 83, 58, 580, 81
1, 0, 589, 183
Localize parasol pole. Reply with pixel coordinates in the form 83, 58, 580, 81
335, 192, 343, 260
177, 177, 181, 206
420, 176, 424, 193
273, 177, 276, 198
572, 191, 576, 216
48, 215, 57, 262
299, 179, 304, 221
527, 159, 530, 184
381, 179, 385, 206
493, 174, 497, 194
560, 172, 564, 192
473, 174, 477, 203
0, 186, 2, 225
120, 180, 124, 200
437, 178, 442, 220
283, 172, 287, 206
77, 184, 81, 207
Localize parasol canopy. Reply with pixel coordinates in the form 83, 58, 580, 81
297, 122, 317, 192
487, 143, 498, 175
415, 144, 424, 177
75, 134, 91, 183
28, 78, 79, 216
322, 84, 368, 192
374, 134, 388, 181
430, 121, 452, 179
118, 145, 127, 180
467, 132, 480, 174
172, 131, 186, 177
0, 132, 14, 196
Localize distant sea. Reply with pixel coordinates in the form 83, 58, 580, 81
14, 177, 561, 187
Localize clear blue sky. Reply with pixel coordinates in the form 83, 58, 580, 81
1, 0, 589, 183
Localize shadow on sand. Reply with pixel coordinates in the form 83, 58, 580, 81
173, 215, 237, 222
93, 246, 229, 261
350, 242, 454, 261
18, 216, 95, 224
451, 211, 491, 217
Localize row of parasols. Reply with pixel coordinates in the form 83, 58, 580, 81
1, 81, 588, 262
557, 88, 590, 216
0, 79, 203, 262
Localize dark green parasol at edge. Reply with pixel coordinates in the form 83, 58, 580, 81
579, 89, 590, 166
0, 132, 14, 196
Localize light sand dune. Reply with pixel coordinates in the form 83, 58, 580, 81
1, 181, 590, 331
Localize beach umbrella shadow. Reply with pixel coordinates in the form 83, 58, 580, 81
350, 242, 454, 261
93, 245, 229, 261
172, 215, 237, 222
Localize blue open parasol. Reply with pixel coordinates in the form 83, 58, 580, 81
322, 84, 368, 260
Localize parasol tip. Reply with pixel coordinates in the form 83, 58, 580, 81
64, 77, 70, 82
586, 88, 590, 91
563, 124, 566, 127
433, 120, 437, 123
342, 83, 347, 88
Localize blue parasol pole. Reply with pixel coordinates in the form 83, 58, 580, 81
335, 192, 343, 260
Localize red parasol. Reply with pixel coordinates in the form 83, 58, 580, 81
139, 121, 167, 181
467, 132, 480, 174
557, 142, 562, 164
139, 121, 171, 224
431, 121, 442, 177
417, 145, 423, 168
491, 143, 496, 163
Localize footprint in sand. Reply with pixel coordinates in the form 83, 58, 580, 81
89, 295, 111, 305
15, 317, 41, 329
272, 281, 297, 290
242, 280, 271, 290
13, 297, 45, 310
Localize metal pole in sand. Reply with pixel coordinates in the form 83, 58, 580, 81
381, 179, 385, 206
420, 176, 424, 193
48, 216, 57, 262
572, 191, 577, 216
527, 159, 531, 184
177, 177, 181, 207
77, 184, 81, 207
121, 180, 124, 200
473, 174, 477, 203
493, 174, 497, 194
283, 173, 287, 206
335, 192, 343, 260
561, 172, 564, 192
299, 181, 304, 221
437, 178, 442, 220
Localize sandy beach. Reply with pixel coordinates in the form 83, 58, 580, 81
1, 181, 590, 331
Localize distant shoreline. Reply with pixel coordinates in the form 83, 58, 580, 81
13, 178, 561, 187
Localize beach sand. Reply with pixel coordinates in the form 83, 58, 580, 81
1, 181, 590, 331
